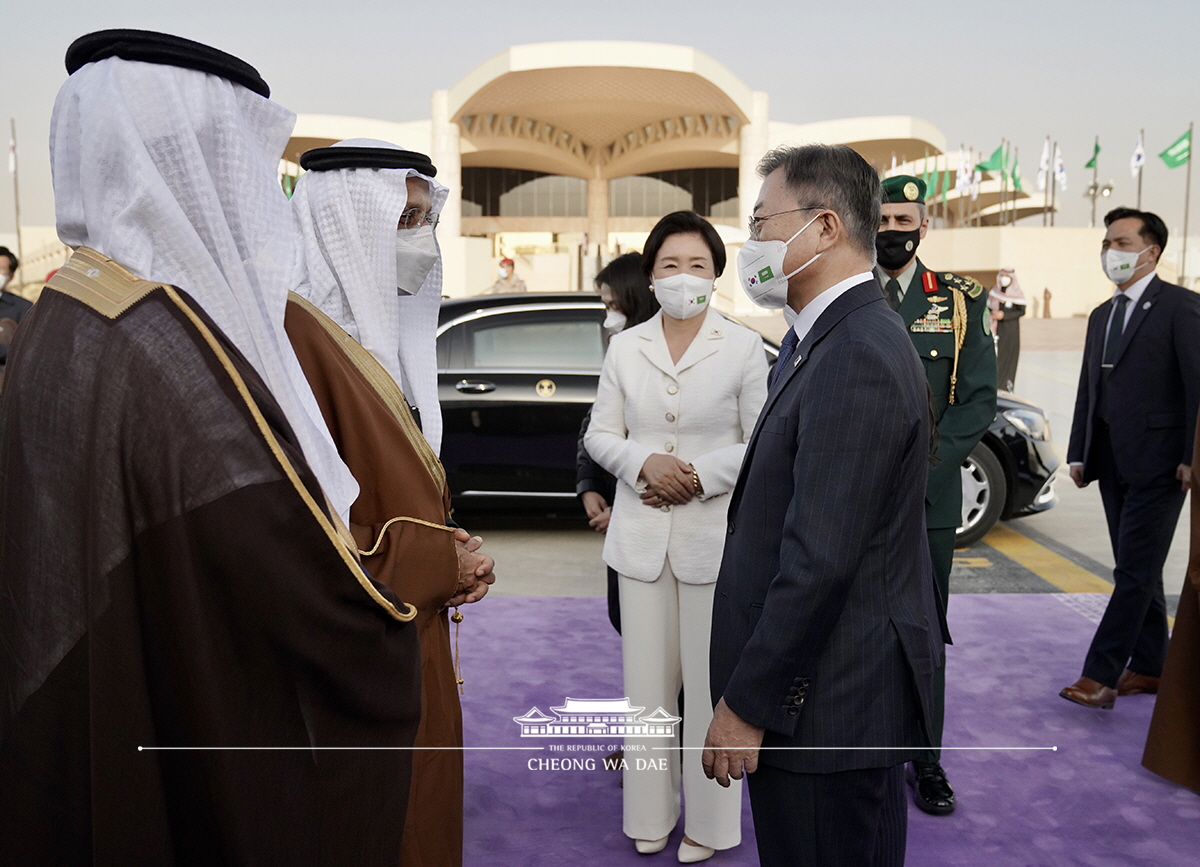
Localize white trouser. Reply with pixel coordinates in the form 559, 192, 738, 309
619, 562, 743, 849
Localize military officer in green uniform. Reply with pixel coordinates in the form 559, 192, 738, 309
876, 175, 997, 816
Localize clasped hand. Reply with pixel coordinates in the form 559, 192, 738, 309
446, 528, 496, 607
639, 453, 695, 506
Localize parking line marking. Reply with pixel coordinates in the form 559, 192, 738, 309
952, 557, 992, 568
981, 524, 1114, 594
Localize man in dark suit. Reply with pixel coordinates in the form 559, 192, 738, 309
0, 246, 34, 371
703, 144, 944, 867
1061, 207, 1200, 709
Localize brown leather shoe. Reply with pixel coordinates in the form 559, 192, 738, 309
1059, 677, 1116, 709
1116, 669, 1160, 696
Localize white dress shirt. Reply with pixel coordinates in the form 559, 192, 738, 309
790, 271, 876, 345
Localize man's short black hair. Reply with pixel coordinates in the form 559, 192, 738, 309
641, 211, 727, 280
757, 144, 881, 257
1104, 207, 1168, 255
0, 246, 17, 275
597, 252, 659, 326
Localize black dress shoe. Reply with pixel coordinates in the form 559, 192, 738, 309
908, 761, 956, 815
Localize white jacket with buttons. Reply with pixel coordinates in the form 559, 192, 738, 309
585, 307, 768, 583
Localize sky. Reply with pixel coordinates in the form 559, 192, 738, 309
3, 0, 1198, 265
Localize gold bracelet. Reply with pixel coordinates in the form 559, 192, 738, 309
691, 467, 704, 497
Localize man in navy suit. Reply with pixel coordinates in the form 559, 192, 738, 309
1061, 207, 1200, 709
703, 144, 944, 867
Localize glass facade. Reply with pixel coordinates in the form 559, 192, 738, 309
462, 168, 586, 217
609, 168, 738, 218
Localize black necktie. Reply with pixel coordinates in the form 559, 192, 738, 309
885, 278, 901, 311
771, 328, 800, 387
1102, 294, 1130, 368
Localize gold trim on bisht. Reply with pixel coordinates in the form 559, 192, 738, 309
44, 248, 416, 622
287, 292, 448, 493
45, 246, 160, 318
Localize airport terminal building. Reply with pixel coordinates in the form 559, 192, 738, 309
280, 41, 1136, 320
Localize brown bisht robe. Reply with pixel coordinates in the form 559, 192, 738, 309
0, 248, 422, 866
285, 293, 465, 867
1142, 414, 1200, 794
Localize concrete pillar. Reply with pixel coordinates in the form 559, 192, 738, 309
587, 165, 608, 257
735, 90, 770, 316
738, 91, 770, 232
430, 89, 464, 296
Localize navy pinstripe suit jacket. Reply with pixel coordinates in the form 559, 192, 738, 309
710, 278, 945, 774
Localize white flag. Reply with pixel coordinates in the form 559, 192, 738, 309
957, 147, 971, 192
1054, 145, 1067, 192
1131, 133, 1145, 178
970, 169, 981, 202
1037, 138, 1050, 192
6, 136, 13, 176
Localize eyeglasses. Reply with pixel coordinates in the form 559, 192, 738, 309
399, 207, 440, 230
747, 206, 822, 239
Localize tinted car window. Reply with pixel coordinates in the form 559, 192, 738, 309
465, 313, 603, 371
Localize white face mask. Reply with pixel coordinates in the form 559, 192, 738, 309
736, 212, 824, 309
603, 309, 627, 335
999, 275, 1012, 288
0, 274, 8, 291
652, 273, 713, 320
396, 225, 439, 295
1102, 247, 1150, 285
498, 266, 510, 278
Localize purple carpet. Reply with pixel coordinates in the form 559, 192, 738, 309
456, 595, 1198, 866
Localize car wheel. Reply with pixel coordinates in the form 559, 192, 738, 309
956, 444, 1006, 548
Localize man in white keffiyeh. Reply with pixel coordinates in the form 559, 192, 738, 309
285, 140, 495, 867
291, 138, 449, 453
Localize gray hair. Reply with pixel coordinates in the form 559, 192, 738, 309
757, 144, 880, 257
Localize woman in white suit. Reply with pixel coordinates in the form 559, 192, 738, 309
585, 211, 768, 863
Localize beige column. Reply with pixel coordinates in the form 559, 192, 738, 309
735, 91, 770, 315
430, 89, 464, 296
584, 165, 609, 290
738, 91, 770, 231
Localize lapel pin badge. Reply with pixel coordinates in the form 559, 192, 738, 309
793, 354, 802, 367
1143, 301, 1151, 310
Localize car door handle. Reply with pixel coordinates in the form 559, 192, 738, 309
455, 379, 496, 393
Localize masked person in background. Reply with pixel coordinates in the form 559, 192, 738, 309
576, 251, 661, 633
486, 256, 527, 293
586, 212, 767, 863
1062, 207, 1200, 711
989, 268, 1026, 391
0, 31, 422, 865
287, 141, 497, 867
874, 175, 996, 817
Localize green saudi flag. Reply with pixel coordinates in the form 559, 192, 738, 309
1160, 128, 1191, 168
1011, 159, 1024, 192
975, 145, 1003, 172
1084, 141, 1100, 169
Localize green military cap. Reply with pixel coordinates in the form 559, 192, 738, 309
881, 174, 926, 204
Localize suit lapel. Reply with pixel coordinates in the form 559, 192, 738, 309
673, 307, 724, 374
750, 280, 882, 439
1111, 276, 1162, 368
635, 312, 678, 379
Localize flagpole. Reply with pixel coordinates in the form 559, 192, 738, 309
1137, 128, 1144, 209
1014, 146, 1020, 225
1090, 134, 1099, 229
9, 119, 22, 278
1042, 135, 1049, 227
1050, 141, 1057, 227
1183, 121, 1193, 283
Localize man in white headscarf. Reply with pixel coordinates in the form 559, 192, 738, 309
286, 140, 495, 867
0, 30, 422, 865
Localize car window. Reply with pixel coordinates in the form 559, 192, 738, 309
469, 314, 603, 370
